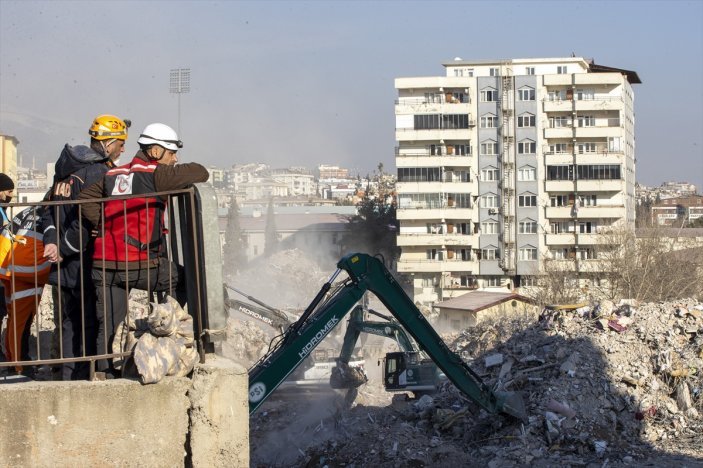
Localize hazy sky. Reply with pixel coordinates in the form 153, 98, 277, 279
1, 1, 701, 189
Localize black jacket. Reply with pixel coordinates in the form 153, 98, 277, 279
42, 144, 112, 288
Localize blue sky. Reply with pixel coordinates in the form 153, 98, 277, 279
0, 0, 701, 189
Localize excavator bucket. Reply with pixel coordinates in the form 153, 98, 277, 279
495, 391, 528, 422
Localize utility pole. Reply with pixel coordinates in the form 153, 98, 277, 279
169, 68, 191, 136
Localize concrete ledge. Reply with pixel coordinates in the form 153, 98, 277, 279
0, 377, 191, 467
188, 355, 249, 467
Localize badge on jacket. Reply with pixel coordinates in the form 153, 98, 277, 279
113, 173, 135, 196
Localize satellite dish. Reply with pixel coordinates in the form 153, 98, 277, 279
454, 57, 463, 61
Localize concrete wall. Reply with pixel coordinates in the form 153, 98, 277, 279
0, 355, 248, 468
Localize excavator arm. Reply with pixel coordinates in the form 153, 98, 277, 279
248, 253, 526, 421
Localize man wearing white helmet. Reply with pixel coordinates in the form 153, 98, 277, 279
78, 122, 208, 378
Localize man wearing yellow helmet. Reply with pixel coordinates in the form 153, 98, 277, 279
77, 122, 208, 378
41, 114, 130, 380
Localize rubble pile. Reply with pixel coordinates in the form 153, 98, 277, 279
251, 298, 703, 467
221, 318, 272, 367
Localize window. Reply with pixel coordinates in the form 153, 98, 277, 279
466, 68, 474, 77
550, 221, 570, 234
547, 165, 574, 180
518, 166, 536, 181
525, 67, 535, 76
577, 116, 595, 127
454, 222, 471, 235
576, 164, 621, 180
518, 113, 535, 128
519, 247, 538, 261
578, 248, 596, 260
575, 89, 594, 100
481, 194, 499, 208
557, 66, 567, 74
519, 220, 538, 233
414, 114, 471, 130
518, 87, 535, 101
427, 249, 444, 260
549, 143, 569, 154
519, 194, 537, 207
579, 194, 597, 206
577, 143, 597, 153
480, 88, 498, 102
481, 141, 498, 155
578, 221, 594, 233
481, 248, 500, 261
429, 144, 443, 156
460, 275, 477, 287
452, 144, 471, 155
550, 194, 570, 207
520, 276, 537, 287
548, 90, 566, 101
518, 140, 536, 154
427, 223, 444, 234
481, 220, 499, 234
549, 116, 570, 128
485, 276, 501, 286
397, 167, 441, 182
481, 168, 499, 181
489, 67, 500, 77
480, 113, 498, 128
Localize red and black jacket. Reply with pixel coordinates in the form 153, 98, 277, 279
94, 157, 165, 265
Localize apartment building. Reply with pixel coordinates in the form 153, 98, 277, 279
394, 57, 640, 305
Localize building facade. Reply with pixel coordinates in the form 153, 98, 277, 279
394, 57, 640, 305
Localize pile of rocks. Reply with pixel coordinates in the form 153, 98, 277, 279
251, 298, 703, 467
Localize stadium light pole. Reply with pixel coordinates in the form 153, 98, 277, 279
169, 68, 191, 136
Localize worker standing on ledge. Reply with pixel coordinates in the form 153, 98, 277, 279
42, 114, 130, 380
78, 123, 209, 378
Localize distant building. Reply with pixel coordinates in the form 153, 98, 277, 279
0, 134, 19, 179
651, 195, 703, 225
218, 205, 357, 262
318, 164, 349, 180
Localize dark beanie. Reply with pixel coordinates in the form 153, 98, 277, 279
0, 173, 13, 192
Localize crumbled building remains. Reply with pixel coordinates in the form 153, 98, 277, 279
245, 296, 702, 467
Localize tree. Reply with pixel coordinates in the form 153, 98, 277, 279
341, 163, 398, 262
264, 198, 278, 257
223, 196, 247, 275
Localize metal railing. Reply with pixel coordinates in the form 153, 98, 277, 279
0, 184, 220, 381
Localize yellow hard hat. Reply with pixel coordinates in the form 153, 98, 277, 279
89, 115, 130, 141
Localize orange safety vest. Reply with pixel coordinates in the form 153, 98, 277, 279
0, 207, 50, 284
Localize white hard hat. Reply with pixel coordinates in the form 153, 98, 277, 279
137, 123, 183, 151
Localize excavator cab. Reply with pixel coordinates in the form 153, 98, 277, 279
383, 351, 443, 395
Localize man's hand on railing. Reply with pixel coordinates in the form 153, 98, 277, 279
43, 243, 63, 263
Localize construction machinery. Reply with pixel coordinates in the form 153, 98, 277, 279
331, 303, 445, 396
224, 284, 363, 387
248, 253, 527, 421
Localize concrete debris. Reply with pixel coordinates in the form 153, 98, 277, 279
249, 297, 703, 467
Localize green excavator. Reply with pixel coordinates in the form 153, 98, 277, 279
247, 253, 527, 421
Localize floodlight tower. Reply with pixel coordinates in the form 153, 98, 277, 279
169, 68, 191, 136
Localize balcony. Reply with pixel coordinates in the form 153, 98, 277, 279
396, 128, 472, 142
576, 179, 623, 192
546, 233, 576, 245
397, 206, 475, 220
545, 180, 575, 192
543, 73, 625, 87
575, 205, 625, 219
395, 100, 472, 116
396, 233, 476, 247
396, 181, 474, 193
543, 96, 624, 113
396, 258, 478, 274
396, 155, 473, 167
